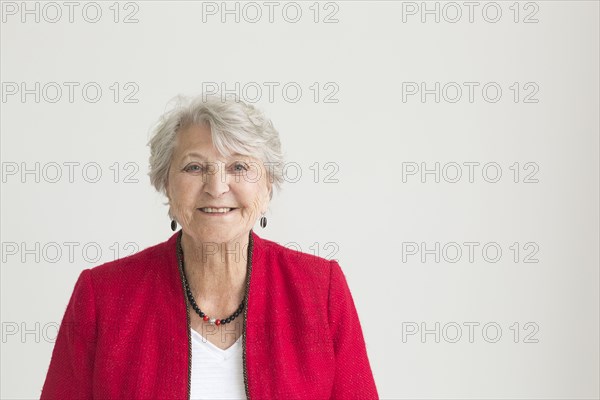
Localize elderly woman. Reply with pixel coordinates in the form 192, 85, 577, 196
40, 94, 378, 399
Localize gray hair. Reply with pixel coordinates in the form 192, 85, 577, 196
147, 94, 285, 201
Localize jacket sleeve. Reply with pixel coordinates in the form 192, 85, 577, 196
40, 268, 97, 399
328, 260, 379, 400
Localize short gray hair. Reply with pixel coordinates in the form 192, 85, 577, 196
147, 94, 285, 200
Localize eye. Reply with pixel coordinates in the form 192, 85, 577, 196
232, 162, 249, 172
183, 164, 202, 173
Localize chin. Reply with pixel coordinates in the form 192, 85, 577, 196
195, 229, 241, 245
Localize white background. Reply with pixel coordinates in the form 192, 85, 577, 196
1, 1, 599, 399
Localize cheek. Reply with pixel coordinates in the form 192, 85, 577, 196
244, 169, 262, 182
166, 170, 179, 199
249, 187, 269, 212
169, 176, 200, 206
235, 186, 265, 214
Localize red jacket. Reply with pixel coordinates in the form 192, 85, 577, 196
41, 230, 379, 399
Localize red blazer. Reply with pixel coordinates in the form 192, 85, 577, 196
41, 230, 379, 399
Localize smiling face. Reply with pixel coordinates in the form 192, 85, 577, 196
166, 123, 272, 245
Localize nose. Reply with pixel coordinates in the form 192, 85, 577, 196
202, 162, 229, 197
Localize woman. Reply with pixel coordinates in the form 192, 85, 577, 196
40, 94, 379, 399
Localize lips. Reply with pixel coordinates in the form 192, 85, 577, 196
198, 207, 237, 214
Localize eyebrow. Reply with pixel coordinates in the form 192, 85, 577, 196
183, 152, 246, 161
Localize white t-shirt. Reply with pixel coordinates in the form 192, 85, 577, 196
190, 328, 246, 400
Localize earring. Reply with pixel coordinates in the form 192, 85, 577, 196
260, 214, 267, 228
171, 219, 177, 231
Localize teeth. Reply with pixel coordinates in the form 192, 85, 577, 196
201, 208, 233, 213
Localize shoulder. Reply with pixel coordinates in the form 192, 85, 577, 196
253, 233, 335, 283
86, 234, 175, 284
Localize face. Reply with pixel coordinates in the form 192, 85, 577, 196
166, 123, 272, 245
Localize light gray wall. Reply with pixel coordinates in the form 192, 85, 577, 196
1, 1, 598, 399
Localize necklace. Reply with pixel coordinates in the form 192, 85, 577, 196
177, 237, 246, 326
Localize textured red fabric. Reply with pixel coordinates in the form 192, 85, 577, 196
40, 230, 379, 399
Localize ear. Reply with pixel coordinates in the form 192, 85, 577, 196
266, 179, 273, 202
260, 182, 272, 215
164, 163, 174, 202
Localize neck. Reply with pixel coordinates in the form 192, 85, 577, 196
180, 231, 250, 303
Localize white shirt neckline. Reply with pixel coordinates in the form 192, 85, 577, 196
191, 328, 242, 361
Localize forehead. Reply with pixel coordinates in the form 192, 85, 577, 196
174, 124, 230, 160
175, 123, 212, 147
174, 124, 250, 161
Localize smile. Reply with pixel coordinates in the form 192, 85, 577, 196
198, 207, 237, 215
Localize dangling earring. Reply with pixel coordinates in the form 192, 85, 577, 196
171, 219, 177, 231
260, 213, 267, 228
